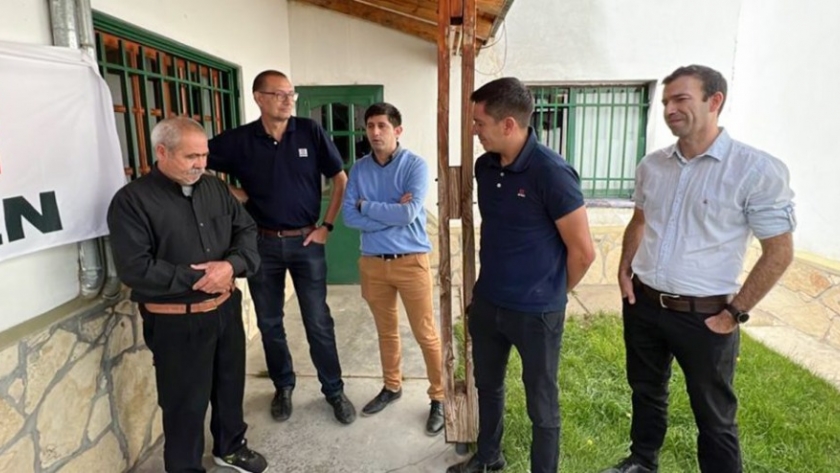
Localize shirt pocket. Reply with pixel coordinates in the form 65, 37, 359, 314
209, 214, 233, 248
695, 196, 744, 237
683, 196, 745, 257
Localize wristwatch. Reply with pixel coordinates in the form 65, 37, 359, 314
321, 222, 335, 232
724, 304, 750, 324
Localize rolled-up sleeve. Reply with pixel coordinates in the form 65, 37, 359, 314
745, 156, 796, 239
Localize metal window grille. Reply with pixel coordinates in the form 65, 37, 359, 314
93, 12, 240, 180
530, 85, 650, 199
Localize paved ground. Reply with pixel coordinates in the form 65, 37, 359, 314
134, 285, 464, 472
134, 283, 840, 472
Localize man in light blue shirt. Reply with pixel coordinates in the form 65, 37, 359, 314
601, 65, 795, 473
342, 102, 444, 435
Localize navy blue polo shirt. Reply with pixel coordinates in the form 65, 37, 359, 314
473, 129, 584, 313
208, 117, 343, 229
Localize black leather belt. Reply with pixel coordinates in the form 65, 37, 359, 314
258, 225, 316, 238
634, 277, 731, 315
369, 253, 414, 260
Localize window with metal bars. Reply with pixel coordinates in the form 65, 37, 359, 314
92, 12, 240, 180
529, 84, 651, 199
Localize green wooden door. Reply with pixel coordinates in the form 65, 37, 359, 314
297, 85, 384, 284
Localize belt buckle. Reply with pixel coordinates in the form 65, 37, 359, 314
659, 292, 680, 309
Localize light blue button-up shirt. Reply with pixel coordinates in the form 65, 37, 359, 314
632, 128, 796, 296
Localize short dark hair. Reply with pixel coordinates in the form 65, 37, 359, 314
470, 77, 534, 127
364, 102, 402, 127
252, 70, 289, 93
663, 65, 728, 112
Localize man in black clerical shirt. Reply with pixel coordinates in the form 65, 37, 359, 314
107, 117, 267, 473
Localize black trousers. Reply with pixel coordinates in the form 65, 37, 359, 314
624, 280, 741, 473
469, 296, 565, 473
140, 290, 248, 473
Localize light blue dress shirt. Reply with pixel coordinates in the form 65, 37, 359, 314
633, 128, 796, 296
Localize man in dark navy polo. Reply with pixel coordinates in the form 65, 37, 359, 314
447, 77, 595, 473
207, 70, 356, 425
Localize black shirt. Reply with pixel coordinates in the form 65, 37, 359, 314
107, 166, 259, 304
208, 118, 344, 230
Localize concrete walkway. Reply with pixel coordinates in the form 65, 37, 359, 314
135, 284, 840, 472
135, 285, 463, 472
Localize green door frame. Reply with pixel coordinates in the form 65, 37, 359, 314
297, 85, 384, 284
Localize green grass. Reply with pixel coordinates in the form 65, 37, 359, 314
483, 314, 840, 472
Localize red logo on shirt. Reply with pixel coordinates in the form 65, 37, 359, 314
517, 188, 526, 198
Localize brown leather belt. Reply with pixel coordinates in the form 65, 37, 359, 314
258, 225, 316, 238
635, 278, 731, 315
143, 289, 233, 315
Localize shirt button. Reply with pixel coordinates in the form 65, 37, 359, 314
199, 223, 204, 227
496, 183, 502, 188
205, 248, 210, 253
500, 172, 505, 176
273, 141, 278, 145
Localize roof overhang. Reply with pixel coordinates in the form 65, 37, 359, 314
291, 0, 514, 48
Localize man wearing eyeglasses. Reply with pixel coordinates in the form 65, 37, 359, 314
208, 70, 356, 426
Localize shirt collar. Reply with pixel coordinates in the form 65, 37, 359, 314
251, 117, 297, 138
487, 127, 539, 172
371, 144, 402, 167
668, 127, 731, 162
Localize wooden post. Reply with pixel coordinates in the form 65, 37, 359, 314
458, 0, 479, 443
438, 0, 480, 444
437, 0, 459, 442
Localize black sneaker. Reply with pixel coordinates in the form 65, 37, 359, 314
213, 445, 268, 473
361, 387, 402, 416
425, 400, 444, 436
599, 456, 657, 473
446, 453, 506, 473
326, 392, 357, 424
270, 387, 293, 422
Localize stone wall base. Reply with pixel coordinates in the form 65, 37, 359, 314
0, 273, 292, 473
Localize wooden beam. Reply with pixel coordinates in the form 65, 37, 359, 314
477, 0, 506, 13
458, 0, 479, 443
449, 0, 464, 20
294, 0, 437, 43
437, 0, 458, 445
363, 0, 437, 23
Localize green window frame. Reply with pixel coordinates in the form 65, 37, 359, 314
529, 84, 651, 199
92, 11, 240, 180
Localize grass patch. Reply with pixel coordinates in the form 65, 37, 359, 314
488, 314, 840, 472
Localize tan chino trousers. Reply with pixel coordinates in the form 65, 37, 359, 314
359, 253, 444, 401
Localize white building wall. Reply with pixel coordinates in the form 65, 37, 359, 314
288, 2, 447, 211
0, 0, 52, 45
728, 0, 840, 261
0, 0, 292, 332
477, 0, 744, 152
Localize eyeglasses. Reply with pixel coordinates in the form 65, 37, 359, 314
258, 90, 298, 102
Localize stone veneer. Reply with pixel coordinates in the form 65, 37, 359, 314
0, 276, 282, 473
429, 206, 840, 352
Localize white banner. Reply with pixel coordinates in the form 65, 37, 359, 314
0, 40, 124, 263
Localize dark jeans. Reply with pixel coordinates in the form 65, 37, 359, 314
624, 280, 741, 473
469, 296, 565, 473
140, 291, 247, 473
248, 234, 344, 397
